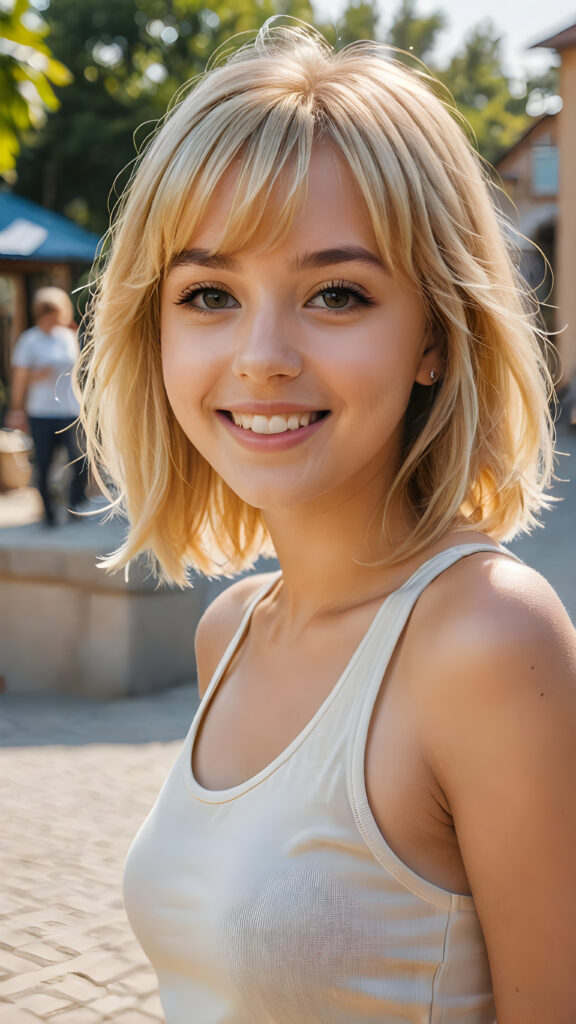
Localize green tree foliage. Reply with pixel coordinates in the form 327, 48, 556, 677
0, 0, 71, 175
323, 0, 379, 49
14, 0, 315, 231
387, 0, 445, 64
438, 21, 535, 164
11, 0, 560, 231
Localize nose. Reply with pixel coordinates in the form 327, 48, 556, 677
232, 310, 302, 383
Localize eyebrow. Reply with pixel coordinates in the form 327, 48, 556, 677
169, 248, 240, 272
292, 246, 386, 272
168, 244, 386, 274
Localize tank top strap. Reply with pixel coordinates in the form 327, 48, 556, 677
200, 571, 283, 708
346, 543, 521, 892
396, 542, 520, 597
349, 542, 521, 693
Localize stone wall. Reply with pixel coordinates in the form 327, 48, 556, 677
0, 523, 234, 698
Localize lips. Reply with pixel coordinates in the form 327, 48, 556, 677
222, 410, 327, 435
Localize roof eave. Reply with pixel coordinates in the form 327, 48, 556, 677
529, 22, 576, 51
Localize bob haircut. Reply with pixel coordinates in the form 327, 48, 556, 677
78, 21, 554, 586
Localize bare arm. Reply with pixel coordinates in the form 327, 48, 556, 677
5, 366, 31, 430
6, 363, 53, 430
423, 564, 576, 1022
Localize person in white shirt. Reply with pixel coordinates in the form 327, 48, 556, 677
6, 285, 86, 525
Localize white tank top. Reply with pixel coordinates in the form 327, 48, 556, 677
124, 544, 514, 1023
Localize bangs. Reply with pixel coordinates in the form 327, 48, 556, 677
137, 50, 426, 283
145, 88, 317, 274
182, 142, 311, 261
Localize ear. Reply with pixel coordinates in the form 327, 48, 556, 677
414, 332, 444, 387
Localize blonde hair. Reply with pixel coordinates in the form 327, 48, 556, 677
78, 22, 554, 585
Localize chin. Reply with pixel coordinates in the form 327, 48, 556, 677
230, 488, 307, 512
219, 475, 322, 513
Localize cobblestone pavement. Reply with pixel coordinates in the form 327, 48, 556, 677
0, 684, 199, 1023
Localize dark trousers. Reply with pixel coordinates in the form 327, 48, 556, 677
28, 416, 87, 524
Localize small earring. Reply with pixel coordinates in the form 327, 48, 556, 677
430, 369, 439, 382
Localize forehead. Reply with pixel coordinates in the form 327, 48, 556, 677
178, 143, 379, 260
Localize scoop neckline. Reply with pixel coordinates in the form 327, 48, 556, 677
183, 542, 509, 804
183, 570, 397, 804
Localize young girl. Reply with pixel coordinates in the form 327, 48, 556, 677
79, 23, 576, 1024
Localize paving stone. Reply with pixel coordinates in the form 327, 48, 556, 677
87, 923, 133, 941
0, 1005, 40, 1023
18, 991, 72, 1015
44, 973, 107, 1002
76, 956, 134, 985
0, 950, 41, 976
45, 928, 101, 955
114, 969, 158, 997
17, 942, 71, 964
0, 930, 37, 950
87, 992, 137, 1015
11, 911, 69, 930
49, 1009, 102, 1023
0, 686, 195, 1022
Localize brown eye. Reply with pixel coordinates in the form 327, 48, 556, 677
176, 286, 238, 311
321, 288, 351, 309
202, 290, 230, 309
306, 283, 374, 313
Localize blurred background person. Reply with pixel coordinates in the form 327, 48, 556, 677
5, 286, 86, 526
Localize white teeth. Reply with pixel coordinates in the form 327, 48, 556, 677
268, 416, 288, 434
251, 415, 270, 434
229, 412, 320, 434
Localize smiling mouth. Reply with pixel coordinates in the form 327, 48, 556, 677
222, 411, 329, 435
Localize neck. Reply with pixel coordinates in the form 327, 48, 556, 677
262, 483, 416, 627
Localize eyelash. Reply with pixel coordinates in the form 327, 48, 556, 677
175, 282, 236, 315
309, 280, 376, 314
175, 279, 377, 315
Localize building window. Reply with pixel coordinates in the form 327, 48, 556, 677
532, 145, 558, 195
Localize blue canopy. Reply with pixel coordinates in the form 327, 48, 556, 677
0, 192, 100, 262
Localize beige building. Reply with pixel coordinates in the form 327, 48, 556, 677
531, 22, 576, 411
495, 21, 576, 413
495, 113, 558, 332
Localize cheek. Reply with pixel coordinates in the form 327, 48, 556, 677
160, 337, 223, 465
345, 328, 422, 399
348, 337, 425, 435
161, 325, 209, 407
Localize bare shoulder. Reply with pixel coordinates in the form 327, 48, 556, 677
406, 552, 576, 1021
403, 547, 576, 780
414, 550, 576, 695
194, 572, 278, 697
